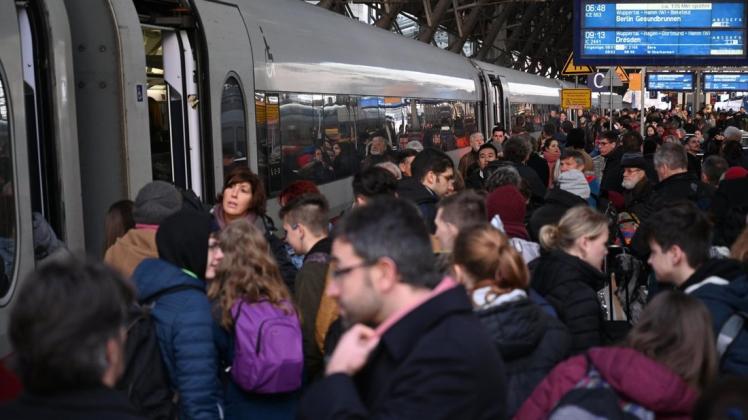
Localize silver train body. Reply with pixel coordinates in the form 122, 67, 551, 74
0, 0, 566, 354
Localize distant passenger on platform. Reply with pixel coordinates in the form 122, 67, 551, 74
395, 149, 417, 178
531, 206, 608, 354
280, 194, 332, 381
700, 155, 728, 188
598, 130, 625, 211
650, 142, 713, 211
433, 189, 486, 262
643, 202, 748, 375
516, 291, 715, 419
560, 148, 599, 207
502, 136, 546, 207
710, 167, 748, 248
620, 153, 654, 223
132, 209, 222, 420
686, 134, 703, 177
490, 126, 506, 146
299, 197, 507, 420
103, 199, 135, 252
457, 132, 485, 180
351, 167, 398, 207
541, 137, 561, 188
397, 148, 455, 233
331, 141, 359, 178
0, 259, 144, 419
105, 181, 183, 279
361, 135, 389, 170
452, 224, 571, 417
465, 143, 498, 190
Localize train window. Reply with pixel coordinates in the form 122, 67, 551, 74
322, 95, 359, 179
279, 93, 332, 186
414, 99, 462, 152
255, 92, 282, 195
0, 74, 15, 296
220, 76, 247, 176
509, 103, 553, 134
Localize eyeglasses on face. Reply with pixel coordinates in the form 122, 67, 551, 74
330, 260, 376, 280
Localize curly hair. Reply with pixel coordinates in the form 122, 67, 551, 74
207, 219, 293, 329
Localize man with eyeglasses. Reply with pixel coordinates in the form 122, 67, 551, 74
299, 197, 507, 420
279, 193, 332, 382
598, 130, 625, 211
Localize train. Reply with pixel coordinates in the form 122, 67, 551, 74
0, 0, 569, 354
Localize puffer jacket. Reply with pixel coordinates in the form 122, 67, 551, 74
679, 258, 748, 375
132, 259, 222, 420
473, 290, 572, 417
515, 347, 698, 420
530, 250, 606, 354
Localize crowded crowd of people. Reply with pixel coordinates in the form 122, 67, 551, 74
1, 104, 748, 419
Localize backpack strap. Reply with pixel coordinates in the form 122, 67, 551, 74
140, 284, 205, 305
717, 311, 748, 359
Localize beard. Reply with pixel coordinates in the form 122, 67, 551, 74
622, 177, 640, 190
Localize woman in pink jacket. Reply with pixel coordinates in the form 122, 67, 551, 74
515, 291, 716, 419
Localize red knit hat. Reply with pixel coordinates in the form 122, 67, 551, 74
486, 185, 528, 240
724, 166, 748, 181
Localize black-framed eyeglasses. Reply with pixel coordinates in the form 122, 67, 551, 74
331, 261, 376, 279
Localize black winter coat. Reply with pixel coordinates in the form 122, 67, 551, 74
600, 148, 624, 195
649, 171, 713, 210
476, 297, 572, 417
397, 178, 439, 233
510, 162, 547, 205
711, 177, 748, 247
527, 154, 550, 189
528, 188, 587, 242
299, 286, 507, 420
0, 388, 146, 420
530, 250, 607, 354
623, 179, 654, 220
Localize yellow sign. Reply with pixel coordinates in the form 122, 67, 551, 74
615, 66, 630, 83
629, 72, 642, 90
561, 88, 592, 109
561, 53, 596, 76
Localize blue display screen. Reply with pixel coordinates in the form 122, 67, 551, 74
703, 73, 748, 91
646, 73, 694, 91
575, 1, 748, 65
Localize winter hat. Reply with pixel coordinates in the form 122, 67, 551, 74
486, 185, 529, 240
723, 126, 742, 142
133, 181, 183, 225
621, 152, 648, 170
723, 166, 748, 181
557, 169, 591, 200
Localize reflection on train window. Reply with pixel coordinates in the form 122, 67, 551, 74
0, 74, 15, 296
509, 103, 554, 134
143, 27, 175, 183
221, 76, 247, 176
264, 91, 479, 190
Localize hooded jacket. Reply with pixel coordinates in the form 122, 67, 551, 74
132, 209, 222, 420
473, 290, 571, 417
515, 347, 698, 420
679, 258, 748, 375
530, 250, 607, 354
528, 189, 587, 242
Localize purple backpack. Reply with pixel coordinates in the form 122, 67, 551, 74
231, 299, 303, 394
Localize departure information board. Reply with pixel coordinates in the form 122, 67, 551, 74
703, 73, 748, 91
574, 1, 747, 65
646, 73, 694, 91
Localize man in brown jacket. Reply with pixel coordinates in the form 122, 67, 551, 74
104, 181, 183, 278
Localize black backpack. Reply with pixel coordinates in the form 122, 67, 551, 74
116, 284, 204, 420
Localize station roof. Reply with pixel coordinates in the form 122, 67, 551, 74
315, 0, 573, 78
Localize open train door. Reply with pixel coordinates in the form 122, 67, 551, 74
190, 0, 255, 197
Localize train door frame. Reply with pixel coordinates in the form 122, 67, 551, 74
190, 0, 256, 196
0, 0, 34, 351
16, 1, 84, 252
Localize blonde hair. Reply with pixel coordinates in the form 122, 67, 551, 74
207, 219, 293, 329
453, 224, 529, 295
539, 206, 608, 251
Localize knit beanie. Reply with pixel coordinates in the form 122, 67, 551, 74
486, 185, 529, 240
133, 181, 183, 225
557, 169, 591, 200
723, 166, 748, 181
